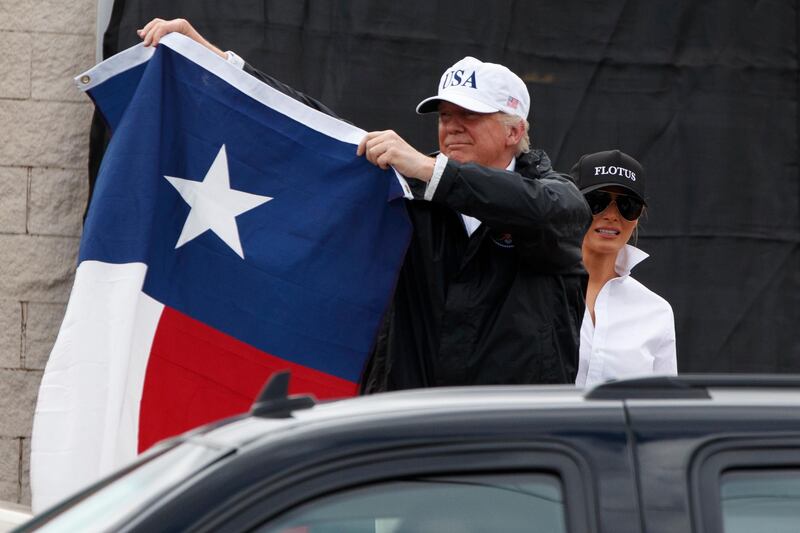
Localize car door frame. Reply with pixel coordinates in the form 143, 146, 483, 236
193, 440, 598, 533
689, 436, 800, 533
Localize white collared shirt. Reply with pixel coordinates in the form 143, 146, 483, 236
575, 244, 677, 388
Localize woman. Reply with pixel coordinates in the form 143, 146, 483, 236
570, 150, 677, 388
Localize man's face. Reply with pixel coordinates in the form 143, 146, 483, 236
437, 102, 513, 168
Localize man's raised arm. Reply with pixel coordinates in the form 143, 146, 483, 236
138, 18, 228, 59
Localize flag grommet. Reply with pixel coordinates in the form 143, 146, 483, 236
80, 75, 91, 84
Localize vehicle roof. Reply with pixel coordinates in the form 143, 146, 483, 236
187, 375, 800, 451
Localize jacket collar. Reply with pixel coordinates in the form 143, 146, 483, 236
515, 149, 553, 177
614, 244, 649, 277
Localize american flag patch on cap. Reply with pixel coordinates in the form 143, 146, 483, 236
507, 96, 520, 109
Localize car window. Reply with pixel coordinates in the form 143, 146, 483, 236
256, 473, 566, 533
23, 441, 232, 532
720, 469, 800, 533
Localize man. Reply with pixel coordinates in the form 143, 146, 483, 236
138, 18, 591, 392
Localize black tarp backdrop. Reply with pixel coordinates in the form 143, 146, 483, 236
91, 0, 800, 373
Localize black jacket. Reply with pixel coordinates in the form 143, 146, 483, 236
243, 63, 591, 391
361, 153, 591, 392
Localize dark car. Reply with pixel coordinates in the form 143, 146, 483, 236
16, 373, 800, 532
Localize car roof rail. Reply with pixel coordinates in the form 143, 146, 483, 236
250, 371, 316, 418
585, 375, 711, 400
585, 374, 800, 400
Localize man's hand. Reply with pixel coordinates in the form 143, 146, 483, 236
357, 130, 435, 182
137, 18, 227, 60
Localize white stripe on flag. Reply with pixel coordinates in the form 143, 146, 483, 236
30, 261, 163, 512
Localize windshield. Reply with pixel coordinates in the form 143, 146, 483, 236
19, 440, 232, 532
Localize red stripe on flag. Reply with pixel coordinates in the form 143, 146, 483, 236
138, 306, 357, 452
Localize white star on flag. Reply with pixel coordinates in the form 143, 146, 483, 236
165, 144, 272, 259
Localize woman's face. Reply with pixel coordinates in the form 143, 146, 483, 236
582, 186, 640, 256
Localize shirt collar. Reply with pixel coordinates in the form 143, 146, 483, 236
506, 158, 516, 172
614, 244, 649, 277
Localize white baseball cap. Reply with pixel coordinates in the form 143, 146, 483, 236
416, 56, 530, 120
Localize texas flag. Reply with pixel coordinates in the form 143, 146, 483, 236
30, 33, 411, 511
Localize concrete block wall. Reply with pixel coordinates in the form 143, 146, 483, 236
0, 0, 96, 504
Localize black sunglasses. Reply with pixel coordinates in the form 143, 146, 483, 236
584, 190, 644, 221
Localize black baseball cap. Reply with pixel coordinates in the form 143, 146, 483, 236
570, 150, 647, 205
